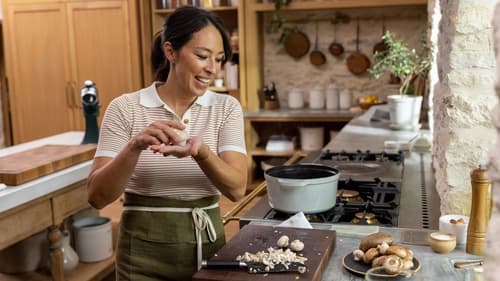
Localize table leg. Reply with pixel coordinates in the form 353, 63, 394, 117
48, 225, 65, 281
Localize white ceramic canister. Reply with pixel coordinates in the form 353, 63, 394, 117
339, 88, 352, 110
299, 127, 324, 151
309, 86, 325, 109
288, 88, 304, 109
326, 83, 339, 110
73, 216, 113, 263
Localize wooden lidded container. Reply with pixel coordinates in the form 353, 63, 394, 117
466, 165, 491, 255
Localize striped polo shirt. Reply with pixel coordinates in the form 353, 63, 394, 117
95, 82, 246, 200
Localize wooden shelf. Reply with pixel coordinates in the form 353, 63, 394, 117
251, 0, 427, 12
250, 148, 298, 157
154, 6, 237, 13
244, 109, 358, 122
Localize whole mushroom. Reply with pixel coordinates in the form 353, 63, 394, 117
290, 239, 305, 252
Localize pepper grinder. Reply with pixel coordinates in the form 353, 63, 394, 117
466, 165, 491, 255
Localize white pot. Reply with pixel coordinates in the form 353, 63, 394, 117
299, 127, 324, 151
387, 95, 422, 130
73, 216, 112, 263
264, 164, 339, 214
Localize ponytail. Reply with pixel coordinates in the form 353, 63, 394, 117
151, 31, 170, 82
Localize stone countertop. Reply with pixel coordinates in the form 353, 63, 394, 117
244, 108, 358, 119
0, 131, 92, 213
249, 221, 483, 281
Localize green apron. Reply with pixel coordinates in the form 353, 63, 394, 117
116, 193, 226, 281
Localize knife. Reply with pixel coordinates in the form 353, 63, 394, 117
454, 260, 484, 269
201, 260, 307, 274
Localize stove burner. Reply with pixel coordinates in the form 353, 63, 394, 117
337, 189, 364, 203
352, 212, 379, 225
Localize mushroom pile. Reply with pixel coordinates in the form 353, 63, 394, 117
236, 235, 308, 274
352, 232, 414, 275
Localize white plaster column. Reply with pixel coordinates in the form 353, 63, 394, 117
433, 0, 498, 215
485, 3, 500, 280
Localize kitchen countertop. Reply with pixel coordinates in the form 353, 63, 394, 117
249, 220, 483, 281
0, 131, 92, 212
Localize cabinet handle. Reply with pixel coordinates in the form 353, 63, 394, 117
65, 81, 73, 108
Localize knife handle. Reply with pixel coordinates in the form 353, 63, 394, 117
454, 260, 484, 269
201, 260, 244, 269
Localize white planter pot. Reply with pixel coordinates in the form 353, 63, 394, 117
387, 95, 422, 130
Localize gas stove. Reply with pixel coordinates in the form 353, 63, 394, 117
240, 150, 407, 228
304, 149, 404, 182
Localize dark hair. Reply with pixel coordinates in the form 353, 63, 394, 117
151, 6, 232, 82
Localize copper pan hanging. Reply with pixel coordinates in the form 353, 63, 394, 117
329, 21, 344, 57
346, 20, 371, 75
283, 26, 310, 59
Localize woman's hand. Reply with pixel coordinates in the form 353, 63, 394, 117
150, 135, 204, 158
130, 120, 186, 152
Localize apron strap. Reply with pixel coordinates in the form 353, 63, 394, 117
192, 208, 217, 270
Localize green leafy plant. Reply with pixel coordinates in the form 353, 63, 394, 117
268, 0, 292, 43
368, 31, 431, 95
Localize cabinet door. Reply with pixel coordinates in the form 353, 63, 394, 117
67, 0, 141, 129
3, 2, 74, 144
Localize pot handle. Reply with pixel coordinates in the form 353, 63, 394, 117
276, 179, 308, 187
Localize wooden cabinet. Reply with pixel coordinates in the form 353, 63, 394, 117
1, 0, 142, 144
138, 1, 246, 104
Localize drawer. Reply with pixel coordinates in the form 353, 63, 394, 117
0, 199, 52, 250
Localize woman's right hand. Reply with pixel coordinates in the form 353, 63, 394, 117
130, 120, 186, 151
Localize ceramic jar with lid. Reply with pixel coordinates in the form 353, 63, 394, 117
339, 88, 352, 110
309, 86, 325, 109
288, 88, 304, 109
326, 83, 339, 110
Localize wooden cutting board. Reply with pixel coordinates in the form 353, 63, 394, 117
192, 224, 336, 281
0, 144, 96, 185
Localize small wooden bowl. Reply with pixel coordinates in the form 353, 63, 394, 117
428, 232, 456, 254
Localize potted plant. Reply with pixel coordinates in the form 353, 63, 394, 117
368, 31, 431, 130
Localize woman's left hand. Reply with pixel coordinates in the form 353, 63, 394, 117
150, 136, 203, 158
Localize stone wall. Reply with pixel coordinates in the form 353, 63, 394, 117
485, 3, 500, 280
433, 0, 498, 215
261, 6, 427, 107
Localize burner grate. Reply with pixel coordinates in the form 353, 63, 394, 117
320, 149, 403, 163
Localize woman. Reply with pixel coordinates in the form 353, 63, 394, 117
87, 6, 247, 281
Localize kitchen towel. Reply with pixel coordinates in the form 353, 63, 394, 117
277, 212, 313, 229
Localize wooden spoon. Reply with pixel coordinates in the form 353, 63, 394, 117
310, 22, 326, 66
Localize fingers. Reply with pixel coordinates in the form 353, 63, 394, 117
131, 120, 186, 150
150, 142, 192, 158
